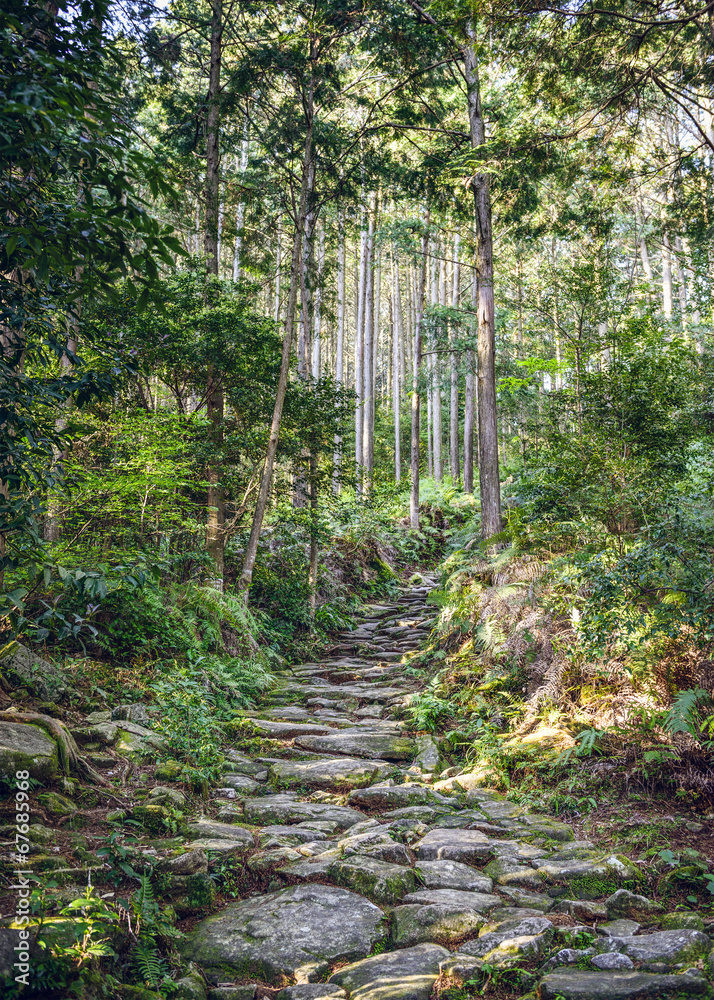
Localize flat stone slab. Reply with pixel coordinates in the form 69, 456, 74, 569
348, 784, 445, 810
402, 888, 501, 913
538, 970, 709, 999
328, 855, 417, 903
602, 929, 710, 965
186, 819, 255, 846
271, 757, 392, 790
416, 828, 492, 864
247, 719, 335, 739
242, 794, 364, 830
294, 732, 416, 762
391, 902, 485, 947
221, 775, 261, 795
180, 884, 386, 984
415, 859, 493, 893
329, 943, 450, 1000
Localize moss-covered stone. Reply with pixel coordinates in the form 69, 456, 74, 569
328, 856, 417, 904
661, 912, 705, 932
0, 721, 58, 782
37, 791, 76, 817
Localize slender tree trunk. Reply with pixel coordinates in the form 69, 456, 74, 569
274, 215, 282, 323
362, 194, 376, 482
463, 266, 476, 494
464, 25, 501, 538
333, 208, 345, 493
450, 232, 460, 483
205, 0, 224, 590
392, 249, 402, 482
238, 80, 314, 597
355, 192, 368, 484
232, 115, 250, 282
312, 222, 325, 378
662, 230, 674, 319
410, 212, 429, 528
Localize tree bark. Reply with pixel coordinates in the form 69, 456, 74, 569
450, 232, 460, 483
333, 207, 345, 493
463, 267, 477, 494
205, 0, 225, 590
464, 26, 502, 538
238, 77, 314, 597
410, 212, 429, 528
362, 193, 377, 482
232, 115, 250, 282
392, 249, 402, 482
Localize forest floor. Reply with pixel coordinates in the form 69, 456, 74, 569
2, 574, 714, 1000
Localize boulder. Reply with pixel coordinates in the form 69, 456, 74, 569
276, 987, 346, 1000
180, 884, 386, 984
537, 856, 642, 899
329, 943, 450, 1000
112, 704, 150, 726
0, 643, 67, 701
0, 721, 58, 782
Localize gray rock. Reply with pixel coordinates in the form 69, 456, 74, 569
538, 970, 709, 999
186, 819, 254, 846
661, 912, 705, 931
416, 828, 492, 865
294, 731, 416, 761
221, 774, 261, 795
180, 884, 386, 984
414, 735, 440, 772
276, 987, 346, 1000
246, 719, 335, 738
348, 784, 444, 810
0, 721, 58, 782
605, 889, 665, 920
460, 917, 553, 968
415, 859, 493, 893
329, 942, 450, 1000
483, 856, 544, 889
112, 703, 150, 726
147, 785, 186, 808
172, 970, 207, 1000
402, 888, 501, 913
223, 750, 269, 777
0, 643, 67, 701
537, 856, 641, 898
497, 886, 555, 912
602, 929, 711, 965
391, 902, 485, 947
242, 794, 363, 830
156, 849, 208, 875
338, 826, 410, 865
591, 953, 635, 969
271, 756, 392, 790
554, 899, 608, 921
598, 919, 640, 937
258, 826, 327, 848
327, 855, 417, 903
86, 720, 166, 759
207, 988, 256, 1000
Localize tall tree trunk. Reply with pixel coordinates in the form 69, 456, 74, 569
410, 212, 429, 528
464, 25, 502, 538
355, 190, 368, 483
662, 230, 674, 319
333, 207, 345, 493
274, 215, 282, 323
232, 115, 250, 282
392, 249, 402, 482
362, 193, 376, 483
312, 222, 325, 378
463, 267, 476, 494
238, 78, 314, 596
205, 0, 224, 590
450, 232, 460, 483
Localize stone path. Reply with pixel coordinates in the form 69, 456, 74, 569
169, 577, 714, 1000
